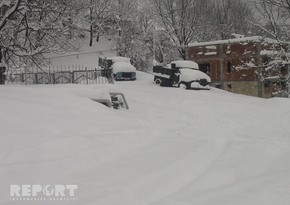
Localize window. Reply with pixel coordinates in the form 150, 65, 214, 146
227, 61, 232, 73
205, 46, 217, 55
227, 84, 232, 90
281, 81, 287, 90
281, 66, 287, 73
226, 45, 231, 54
197, 47, 204, 55
264, 81, 270, 88
199, 63, 210, 75
215, 84, 222, 89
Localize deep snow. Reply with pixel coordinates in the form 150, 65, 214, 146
1, 71, 290, 205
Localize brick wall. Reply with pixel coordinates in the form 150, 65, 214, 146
187, 38, 289, 98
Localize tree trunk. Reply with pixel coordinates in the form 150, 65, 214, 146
96, 32, 100, 42
89, 0, 94, 47
181, 48, 186, 60
0, 47, 2, 63
89, 25, 93, 47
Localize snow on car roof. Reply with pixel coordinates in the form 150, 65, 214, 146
111, 56, 131, 63
112, 62, 136, 73
179, 68, 211, 82
100, 56, 131, 63
169, 60, 199, 70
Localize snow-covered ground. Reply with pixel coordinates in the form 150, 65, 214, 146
1, 71, 290, 205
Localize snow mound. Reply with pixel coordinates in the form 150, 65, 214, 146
1, 72, 290, 205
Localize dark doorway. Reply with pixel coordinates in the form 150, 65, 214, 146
199, 63, 210, 75
227, 61, 232, 73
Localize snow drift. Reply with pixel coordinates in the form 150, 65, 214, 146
0, 71, 290, 205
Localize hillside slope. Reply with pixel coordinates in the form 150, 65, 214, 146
0, 72, 290, 205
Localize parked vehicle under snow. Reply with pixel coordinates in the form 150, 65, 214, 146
153, 60, 211, 90
99, 56, 136, 81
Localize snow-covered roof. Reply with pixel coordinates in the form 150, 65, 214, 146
189, 36, 284, 47
112, 62, 136, 73
169, 60, 199, 70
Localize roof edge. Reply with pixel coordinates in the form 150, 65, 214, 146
188, 36, 288, 47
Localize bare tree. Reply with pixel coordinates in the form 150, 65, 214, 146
0, 0, 79, 70
253, 0, 290, 41
264, 0, 290, 12
151, 0, 214, 60
81, 0, 115, 46
0, 0, 23, 63
212, 0, 255, 40
111, 0, 138, 56
251, 0, 290, 97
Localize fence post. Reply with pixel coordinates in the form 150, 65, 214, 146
110, 69, 114, 84
35, 73, 38, 84
86, 67, 88, 84
71, 71, 74, 84
48, 58, 51, 74
52, 72, 55, 84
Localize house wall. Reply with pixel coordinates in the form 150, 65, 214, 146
187, 39, 290, 98
187, 43, 260, 97
222, 81, 259, 97
187, 42, 259, 82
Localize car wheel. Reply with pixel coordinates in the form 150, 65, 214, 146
154, 78, 163, 86
178, 82, 190, 89
199, 79, 209, 86
115, 72, 122, 80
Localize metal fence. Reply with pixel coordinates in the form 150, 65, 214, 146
6, 66, 114, 85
